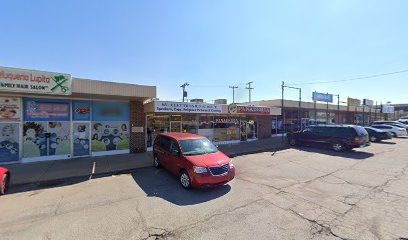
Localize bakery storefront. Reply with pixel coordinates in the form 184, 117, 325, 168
0, 66, 155, 164
144, 101, 277, 150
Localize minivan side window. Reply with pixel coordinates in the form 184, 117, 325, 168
169, 140, 180, 154
156, 136, 171, 152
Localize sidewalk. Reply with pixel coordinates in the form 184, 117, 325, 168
3, 137, 288, 187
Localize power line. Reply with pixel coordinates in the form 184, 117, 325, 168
287, 69, 408, 86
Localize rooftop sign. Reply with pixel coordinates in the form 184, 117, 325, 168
154, 101, 223, 114
0, 66, 72, 95
312, 92, 333, 103
228, 104, 271, 115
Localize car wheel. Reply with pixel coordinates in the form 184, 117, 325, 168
332, 143, 344, 152
153, 155, 161, 168
180, 170, 191, 189
392, 132, 397, 138
1, 174, 9, 195
289, 138, 297, 146
370, 136, 377, 142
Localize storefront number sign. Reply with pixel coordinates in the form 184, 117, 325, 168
154, 101, 223, 114
0, 66, 72, 95
228, 104, 270, 115
23, 98, 70, 121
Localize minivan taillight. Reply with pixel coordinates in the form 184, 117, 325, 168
354, 137, 360, 144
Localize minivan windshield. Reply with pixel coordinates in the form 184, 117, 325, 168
179, 138, 218, 156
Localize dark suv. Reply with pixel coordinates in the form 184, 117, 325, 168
287, 125, 370, 151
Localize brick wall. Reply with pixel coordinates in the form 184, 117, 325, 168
129, 101, 146, 153
257, 115, 273, 139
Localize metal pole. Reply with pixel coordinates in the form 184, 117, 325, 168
281, 81, 285, 142
326, 93, 329, 124
298, 88, 301, 130
362, 105, 365, 126
337, 95, 340, 124
229, 86, 238, 103
375, 101, 378, 122
246, 81, 254, 103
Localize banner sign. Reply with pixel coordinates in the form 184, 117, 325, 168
73, 100, 91, 121
0, 97, 21, 121
347, 97, 361, 107
23, 98, 70, 121
228, 104, 270, 115
0, 66, 72, 95
312, 92, 333, 103
363, 99, 374, 106
382, 105, 395, 114
92, 101, 129, 121
154, 101, 223, 114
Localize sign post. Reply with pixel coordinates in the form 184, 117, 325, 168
312, 92, 333, 124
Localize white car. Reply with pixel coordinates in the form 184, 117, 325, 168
371, 124, 407, 137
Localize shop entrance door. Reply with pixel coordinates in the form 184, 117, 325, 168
240, 121, 248, 141
170, 121, 182, 133
73, 122, 91, 157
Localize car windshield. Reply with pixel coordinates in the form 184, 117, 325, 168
179, 138, 218, 156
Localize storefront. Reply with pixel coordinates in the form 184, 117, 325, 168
0, 66, 155, 164
144, 101, 279, 150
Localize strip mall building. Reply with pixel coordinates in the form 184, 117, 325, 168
0, 66, 280, 164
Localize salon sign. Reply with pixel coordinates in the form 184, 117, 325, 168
154, 101, 223, 114
0, 66, 72, 95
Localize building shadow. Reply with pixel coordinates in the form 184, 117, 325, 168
295, 146, 374, 160
131, 167, 231, 206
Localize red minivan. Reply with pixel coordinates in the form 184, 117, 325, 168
153, 133, 235, 189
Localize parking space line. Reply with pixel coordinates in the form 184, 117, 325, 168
89, 162, 96, 180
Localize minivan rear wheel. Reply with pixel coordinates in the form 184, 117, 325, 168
153, 155, 161, 168
332, 143, 344, 152
370, 136, 377, 142
392, 132, 397, 138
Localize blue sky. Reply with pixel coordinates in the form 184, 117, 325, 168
1, 0, 408, 104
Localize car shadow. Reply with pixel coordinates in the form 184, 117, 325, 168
131, 167, 231, 206
295, 146, 374, 160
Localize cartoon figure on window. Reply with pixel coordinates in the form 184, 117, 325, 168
91, 122, 129, 152
73, 124, 90, 156
23, 122, 70, 157
0, 124, 19, 162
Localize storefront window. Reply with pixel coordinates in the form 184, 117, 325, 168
147, 115, 170, 148
198, 115, 214, 141
213, 116, 240, 142
0, 97, 21, 163
182, 115, 198, 134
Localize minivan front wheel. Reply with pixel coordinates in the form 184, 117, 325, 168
180, 170, 191, 189
332, 143, 344, 152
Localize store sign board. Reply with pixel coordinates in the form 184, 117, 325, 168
312, 92, 333, 103
92, 101, 129, 121
154, 101, 223, 114
363, 99, 374, 106
73, 100, 91, 121
383, 105, 395, 114
0, 97, 21, 121
0, 66, 72, 95
23, 98, 70, 121
215, 118, 239, 124
228, 104, 270, 115
347, 97, 361, 107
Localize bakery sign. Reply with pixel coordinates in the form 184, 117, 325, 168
228, 104, 271, 115
0, 66, 72, 95
154, 101, 223, 114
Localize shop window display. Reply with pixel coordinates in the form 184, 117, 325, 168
182, 115, 198, 134
91, 122, 129, 152
146, 115, 170, 148
73, 123, 90, 157
213, 117, 240, 142
0, 123, 19, 162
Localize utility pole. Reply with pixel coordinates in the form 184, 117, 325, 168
229, 86, 238, 103
246, 81, 254, 103
180, 82, 189, 102
281, 81, 285, 142
334, 94, 340, 124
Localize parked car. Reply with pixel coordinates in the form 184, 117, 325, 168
364, 127, 393, 142
153, 133, 235, 189
398, 119, 408, 125
371, 124, 408, 137
287, 125, 370, 152
0, 167, 10, 195
373, 121, 408, 131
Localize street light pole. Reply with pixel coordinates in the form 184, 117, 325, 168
180, 82, 189, 102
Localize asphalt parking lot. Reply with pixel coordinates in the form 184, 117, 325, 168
1, 138, 408, 240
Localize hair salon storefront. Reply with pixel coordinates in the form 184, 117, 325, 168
144, 101, 278, 150
0, 66, 155, 164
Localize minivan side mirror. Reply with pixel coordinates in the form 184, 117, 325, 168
171, 149, 180, 156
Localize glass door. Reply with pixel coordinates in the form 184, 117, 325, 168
73, 122, 90, 157
240, 121, 248, 141
170, 121, 182, 133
